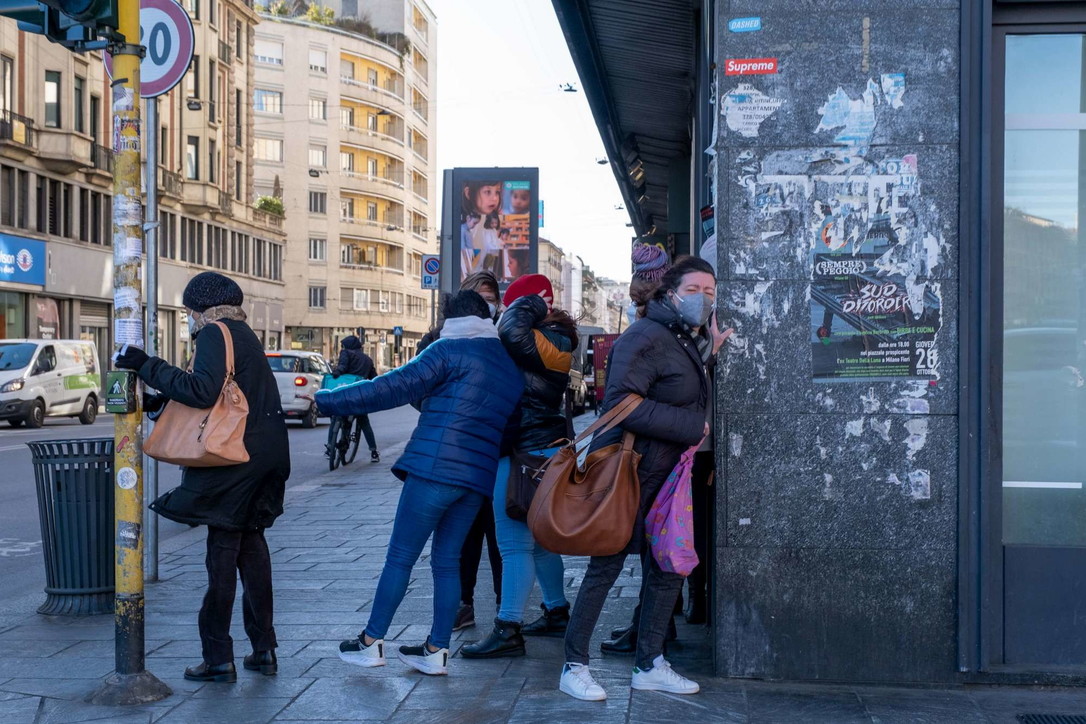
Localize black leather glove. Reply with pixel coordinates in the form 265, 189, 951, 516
143, 392, 167, 415
113, 345, 150, 371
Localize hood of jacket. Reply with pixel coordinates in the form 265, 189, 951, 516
440, 315, 499, 340
341, 335, 362, 350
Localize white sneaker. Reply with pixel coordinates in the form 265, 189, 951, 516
397, 642, 449, 676
338, 635, 386, 667
559, 662, 607, 701
631, 655, 700, 694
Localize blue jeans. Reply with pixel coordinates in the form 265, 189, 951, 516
365, 476, 484, 649
493, 448, 568, 623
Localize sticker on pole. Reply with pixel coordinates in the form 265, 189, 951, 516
104, 0, 195, 99
422, 254, 441, 290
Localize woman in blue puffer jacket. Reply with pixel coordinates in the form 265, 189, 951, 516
315, 290, 522, 676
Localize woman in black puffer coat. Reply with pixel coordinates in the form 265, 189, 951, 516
114, 272, 289, 685
462, 274, 579, 659
559, 257, 731, 703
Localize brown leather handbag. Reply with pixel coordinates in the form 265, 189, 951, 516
144, 321, 250, 467
528, 394, 642, 556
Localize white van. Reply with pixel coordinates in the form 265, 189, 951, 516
0, 340, 101, 428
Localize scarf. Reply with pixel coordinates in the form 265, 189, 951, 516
439, 315, 500, 340
192, 304, 247, 334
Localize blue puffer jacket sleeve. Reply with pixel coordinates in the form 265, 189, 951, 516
315, 345, 447, 417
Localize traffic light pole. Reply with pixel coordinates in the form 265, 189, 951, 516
89, 0, 170, 705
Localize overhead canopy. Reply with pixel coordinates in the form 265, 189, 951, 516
552, 0, 697, 237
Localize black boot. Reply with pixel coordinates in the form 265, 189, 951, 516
460, 619, 525, 659
243, 650, 277, 676
600, 627, 636, 655
521, 602, 570, 637
685, 594, 707, 625
184, 661, 237, 683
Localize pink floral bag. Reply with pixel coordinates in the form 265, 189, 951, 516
645, 442, 701, 576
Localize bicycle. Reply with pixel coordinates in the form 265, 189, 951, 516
327, 414, 362, 471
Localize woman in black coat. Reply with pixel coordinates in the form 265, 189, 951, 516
559, 256, 731, 702
115, 272, 290, 684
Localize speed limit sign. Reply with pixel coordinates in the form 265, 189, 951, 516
104, 0, 195, 98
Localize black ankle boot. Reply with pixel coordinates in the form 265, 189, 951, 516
460, 619, 526, 659
243, 650, 277, 676
685, 594, 707, 625
522, 602, 570, 637
600, 626, 636, 655
184, 661, 237, 683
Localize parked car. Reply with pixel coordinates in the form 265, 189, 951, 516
265, 351, 331, 428
0, 339, 101, 428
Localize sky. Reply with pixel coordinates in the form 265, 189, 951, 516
427, 0, 634, 282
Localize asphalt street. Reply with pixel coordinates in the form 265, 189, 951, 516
0, 405, 419, 620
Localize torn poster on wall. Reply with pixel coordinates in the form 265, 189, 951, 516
721, 83, 785, 138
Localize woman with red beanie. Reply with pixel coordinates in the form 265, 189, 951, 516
462, 273, 579, 659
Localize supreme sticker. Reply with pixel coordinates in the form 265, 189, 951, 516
725, 58, 779, 76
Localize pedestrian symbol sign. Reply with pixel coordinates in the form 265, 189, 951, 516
105, 371, 136, 413
421, 254, 440, 290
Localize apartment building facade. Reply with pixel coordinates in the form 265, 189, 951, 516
252, 4, 437, 369
0, 0, 286, 376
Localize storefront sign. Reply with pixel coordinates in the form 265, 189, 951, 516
0, 235, 46, 286
725, 57, 779, 76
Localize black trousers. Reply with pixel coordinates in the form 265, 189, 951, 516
199, 527, 277, 665
687, 450, 716, 603
458, 503, 501, 607
352, 414, 377, 452
566, 550, 684, 670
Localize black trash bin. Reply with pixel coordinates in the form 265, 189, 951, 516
27, 438, 115, 616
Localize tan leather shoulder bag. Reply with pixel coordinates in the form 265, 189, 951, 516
527, 393, 642, 556
144, 321, 250, 467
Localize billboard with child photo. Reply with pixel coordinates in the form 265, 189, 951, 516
442, 167, 540, 288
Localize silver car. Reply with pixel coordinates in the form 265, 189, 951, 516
265, 351, 331, 428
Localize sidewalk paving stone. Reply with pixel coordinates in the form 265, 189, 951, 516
0, 435, 1085, 722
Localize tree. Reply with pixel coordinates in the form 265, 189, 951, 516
255, 195, 285, 216
305, 2, 333, 25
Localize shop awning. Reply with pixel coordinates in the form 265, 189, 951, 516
552, 0, 697, 237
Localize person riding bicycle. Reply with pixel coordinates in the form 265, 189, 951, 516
331, 334, 380, 462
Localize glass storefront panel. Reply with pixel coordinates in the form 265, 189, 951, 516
0, 291, 26, 338
1002, 34, 1086, 546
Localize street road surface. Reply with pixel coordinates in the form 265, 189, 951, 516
0, 406, 419, 619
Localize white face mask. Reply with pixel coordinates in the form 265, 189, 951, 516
188, 314, 199, 336
626, 302, 638, 325
487, 302, 498, 320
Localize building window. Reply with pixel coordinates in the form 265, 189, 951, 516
44, 71, 61, 128
309, 48, 327, 73
208, 139, 217, 183
308, 97, 327, 120
352, 288, 369, 311
341, 198, 355, 219
254, 39, 283, 66
308, 237, 326, 261
367, 201, 378, 221
186, 56, 199, 98
308, 286, 326, 309
253, 137, 283, 162
308, 191, 326, 214
367, 68, 378, 86
340, 106, 354, 127
235, 89, 243, 146
0, 56, 13, 116
235, 160, 242, 200
308, 145, 327, 168
186, 135, 199, 179
367, 113, 377, 131
235, 20, 243, 58
253, 88, 282, 114
183, 0, 198, 20
73, 76, 85, 134
341, 152, 354, 172
340, 59, 355, 80
367, 157, 378, 177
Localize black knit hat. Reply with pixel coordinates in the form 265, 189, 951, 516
183, 271, 244, 313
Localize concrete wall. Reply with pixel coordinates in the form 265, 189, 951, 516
713, 1, 960, 683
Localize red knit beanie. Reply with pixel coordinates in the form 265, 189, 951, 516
503, 273, 554, 309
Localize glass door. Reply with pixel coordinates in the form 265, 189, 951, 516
1000, 31, 1086, 665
